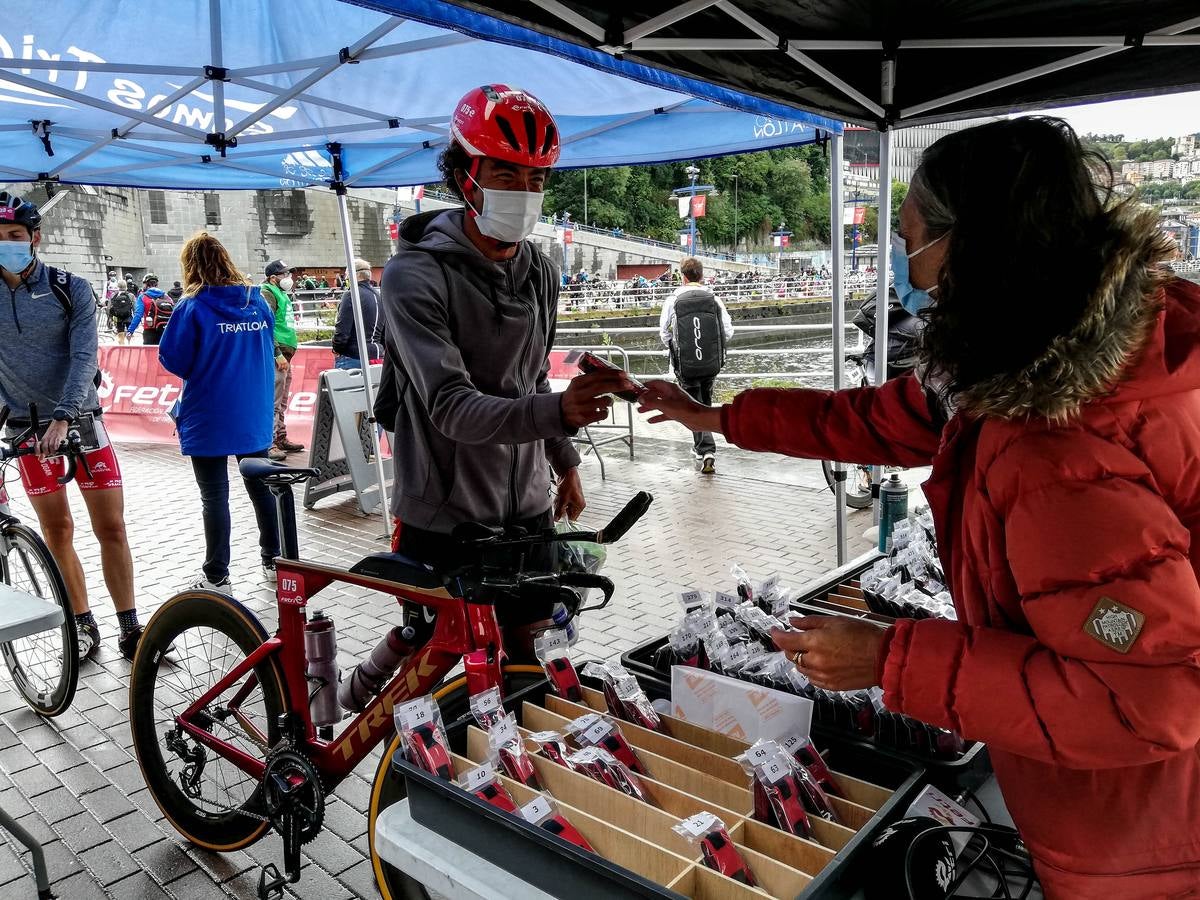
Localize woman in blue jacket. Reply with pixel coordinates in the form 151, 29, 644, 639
159, 232, 279, 591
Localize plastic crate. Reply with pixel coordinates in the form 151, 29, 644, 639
389, 678, 925, 900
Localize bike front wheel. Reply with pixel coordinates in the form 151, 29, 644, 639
821, 460, 874, 509
0, 522, 77, 717
129, 590, 287, 852
368, 664, 547, 900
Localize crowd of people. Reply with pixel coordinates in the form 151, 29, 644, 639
3, 83, 1200, 897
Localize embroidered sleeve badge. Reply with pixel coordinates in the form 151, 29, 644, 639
1084, 598, 1145, 654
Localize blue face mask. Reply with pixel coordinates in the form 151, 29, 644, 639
0, 239, 34, 274
891, 232, 945, 315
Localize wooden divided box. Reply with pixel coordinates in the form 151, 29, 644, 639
392, 681, 924, 900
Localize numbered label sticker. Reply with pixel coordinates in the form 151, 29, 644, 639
760, 574, 782, 593
570, 712, 601, 735
714, 591, 740, 608
679, 812, 718, 837
520, 795, 553, 824
490, 716, 519, 748
459, 762, 495, 792
746, 742, 775, 766
541, 629, 569, 652
473, 689, 501, 713
679, 589, 704, 608
581, 718, 614, 746
780, 733, 802, 754
762, 755, 791, 783
395, 698, 433, 730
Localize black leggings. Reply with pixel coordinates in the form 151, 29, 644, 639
190, 450, 280, 582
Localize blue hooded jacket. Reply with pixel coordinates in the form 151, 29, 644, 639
158, 284, 275, 457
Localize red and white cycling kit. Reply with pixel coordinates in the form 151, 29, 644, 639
13, 416, 123, 496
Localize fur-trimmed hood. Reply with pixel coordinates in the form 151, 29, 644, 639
953, 205, 1185, 421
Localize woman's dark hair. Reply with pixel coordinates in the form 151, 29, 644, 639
912, 116, 1165, 398
437, 141, 473, 201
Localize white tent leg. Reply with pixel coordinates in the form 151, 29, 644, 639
872, 128, 893, 526
829, 131, 847, 566
334, 189, 392, 537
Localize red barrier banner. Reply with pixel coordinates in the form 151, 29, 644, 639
96, 345, 334, 446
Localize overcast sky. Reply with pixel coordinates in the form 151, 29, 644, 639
1028, 90, 1200, 140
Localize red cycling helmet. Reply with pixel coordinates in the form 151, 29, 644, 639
451, 84, 560, 171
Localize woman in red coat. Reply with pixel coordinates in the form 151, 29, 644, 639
639, 117, 1200, 899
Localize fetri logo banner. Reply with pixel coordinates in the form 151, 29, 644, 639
96, 344, 334, 445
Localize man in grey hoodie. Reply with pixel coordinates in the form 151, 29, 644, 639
377, 86, 634, 651
0, 190, 141, 660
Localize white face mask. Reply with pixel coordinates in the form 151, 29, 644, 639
278, 276, 294, 292
464, 172, 544, 243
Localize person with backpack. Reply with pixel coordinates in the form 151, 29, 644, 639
109, 279, 136, 344
159, 232, 280, 591
128, 273, 173, 345
0, 190, 143, 660
658, 256, 734, 474
167, 280, 183, 302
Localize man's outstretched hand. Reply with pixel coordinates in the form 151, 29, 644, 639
561, 370, 640, 430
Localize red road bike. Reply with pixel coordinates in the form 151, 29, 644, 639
128, 458, 651, 899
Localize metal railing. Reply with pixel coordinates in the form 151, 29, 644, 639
558, 274, 881, 313
556, 322, 864, 383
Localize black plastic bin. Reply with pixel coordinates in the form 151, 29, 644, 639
389, 677, 926, 900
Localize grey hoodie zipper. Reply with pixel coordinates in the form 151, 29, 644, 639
507, 258, 537, 522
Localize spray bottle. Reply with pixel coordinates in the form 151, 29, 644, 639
878, 472, 910, 554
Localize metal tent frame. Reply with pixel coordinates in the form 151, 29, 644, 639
2, 0, 842, 536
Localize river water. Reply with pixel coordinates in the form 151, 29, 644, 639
557, 311, 862, 397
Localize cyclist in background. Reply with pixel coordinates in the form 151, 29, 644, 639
0, 190, 142, 660
376, 85, 633, 655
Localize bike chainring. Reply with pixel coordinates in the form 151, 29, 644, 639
261, 746, 325, 846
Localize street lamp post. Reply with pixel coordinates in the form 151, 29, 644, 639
672, 166, 714, 255
731, 173, 739, 259
686, 164, 699, 253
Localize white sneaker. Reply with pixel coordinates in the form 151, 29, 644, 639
262, 560, 278, 584
191, 574, 233, 594
701, 454, 716, 475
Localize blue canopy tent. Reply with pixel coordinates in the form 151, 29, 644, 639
0, 0, 842, 533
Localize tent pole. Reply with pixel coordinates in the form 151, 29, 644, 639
829, 131, 847, 566
872, 128, 892, 528
209, 0, 225, 131
333, 187, 393, 537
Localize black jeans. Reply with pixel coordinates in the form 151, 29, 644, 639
678, 375, 717, 456
190, 450, 280, 582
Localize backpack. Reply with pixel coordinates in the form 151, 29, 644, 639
144, 295, 175, 330
109, 290, 134, 319
669, 287, 726, 380
43, 266, 103, 390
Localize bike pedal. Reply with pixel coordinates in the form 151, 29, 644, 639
256, 863, 287, 900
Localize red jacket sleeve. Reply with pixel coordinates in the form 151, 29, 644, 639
720, 374, 941, 468
880, 429, 1200, 769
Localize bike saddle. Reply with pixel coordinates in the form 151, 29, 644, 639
349, 552, 444, 590
238, 458, 321, 485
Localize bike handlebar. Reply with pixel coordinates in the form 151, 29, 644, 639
480, 491, 654, 552
0, 404, 92, 485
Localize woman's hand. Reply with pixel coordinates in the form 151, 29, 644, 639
771, 615, 888, 692
637, 380, 724, 434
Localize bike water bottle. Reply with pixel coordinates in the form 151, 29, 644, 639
878, 473, 910, 553
304, 611, 342, 727
338, 625, 412, 713
551, 602, 578, 646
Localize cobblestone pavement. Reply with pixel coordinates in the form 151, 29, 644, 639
0, 433, 874, 898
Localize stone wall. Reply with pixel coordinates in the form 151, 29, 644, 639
9, 183, 768, 291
